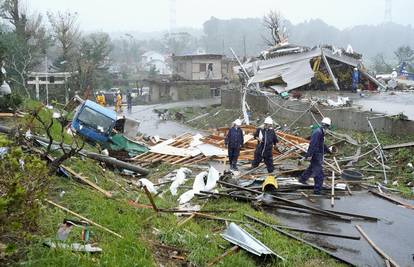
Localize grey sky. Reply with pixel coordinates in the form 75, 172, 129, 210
29, 0, 413, 32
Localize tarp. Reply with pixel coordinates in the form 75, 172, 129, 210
109, 134, 149, 157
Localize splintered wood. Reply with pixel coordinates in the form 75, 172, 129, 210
132, 126, 309, 166
132, 133, 207, 166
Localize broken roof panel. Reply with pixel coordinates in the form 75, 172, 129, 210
221, 223, 285, 260
248, 59, 314, 93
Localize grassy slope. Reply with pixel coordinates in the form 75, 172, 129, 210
20, 155, 345, 267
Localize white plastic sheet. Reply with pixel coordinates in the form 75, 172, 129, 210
205, 166, 220, 191
178, 171, 207, 204
138, 178, 158, 194
170, 168, 192, 196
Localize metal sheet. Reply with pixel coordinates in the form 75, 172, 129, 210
249, 59, 314, 93
221, 222, 285, 260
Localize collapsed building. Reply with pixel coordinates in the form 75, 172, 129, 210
237, 44, 386, 94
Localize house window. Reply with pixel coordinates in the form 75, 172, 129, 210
200, 63, 206, 72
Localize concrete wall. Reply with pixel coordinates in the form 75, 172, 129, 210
221, 89, 414, 135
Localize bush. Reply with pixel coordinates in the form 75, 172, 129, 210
0, 94, 23, 112
0, 135, 50, 263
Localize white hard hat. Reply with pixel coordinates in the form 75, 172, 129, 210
234, 119, 242, 126
264, 117, 273, 124
354, 67, 358, 71
321, 117, 331, 126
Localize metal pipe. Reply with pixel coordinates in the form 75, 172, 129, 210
217, 181, 349, 221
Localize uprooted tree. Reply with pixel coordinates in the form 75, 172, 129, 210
262, 10, 289, 47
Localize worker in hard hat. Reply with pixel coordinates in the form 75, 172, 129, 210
225, 119, 244, 171
299, 117, 333, 194
251, 116, 278, 173
115, 91, 123, 113
100, 91, 106, 106
352, 67, 360, 92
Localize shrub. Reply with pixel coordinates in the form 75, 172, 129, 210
0, 135, 50, 262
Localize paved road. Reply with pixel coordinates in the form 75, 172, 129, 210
126, 98, 220, 138
353, 91, 414, 120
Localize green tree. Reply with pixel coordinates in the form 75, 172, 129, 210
371, 53, 393, 73
76, 32, 112, 92
394, 46, 414, 65
0, 0, 49, 97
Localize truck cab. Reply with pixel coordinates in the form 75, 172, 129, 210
71, 100, 118, 144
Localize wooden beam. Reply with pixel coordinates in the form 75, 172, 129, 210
45, 199, 123, 239
61, 165, 112, 198
355, 225, 400, 267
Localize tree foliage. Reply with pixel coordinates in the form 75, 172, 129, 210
371, 53, 393, 73
76, 32, 112, 92
0, 135, 50, 263
394, 45, 414, 65
0, 0, 49, 97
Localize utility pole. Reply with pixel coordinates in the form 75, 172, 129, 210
169, 0, 177, 34
384, 0, 392, 23
243, 35, 247, 61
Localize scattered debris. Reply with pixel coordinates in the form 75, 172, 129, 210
43, 240, 102, 253
220, 222, 285, 260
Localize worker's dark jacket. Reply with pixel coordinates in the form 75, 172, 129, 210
225, 127, 244, 148
305, 127, 329, 158
254, 128, 278, 157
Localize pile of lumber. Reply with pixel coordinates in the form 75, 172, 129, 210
132, 133, 208, 166
131, 126, 309, 166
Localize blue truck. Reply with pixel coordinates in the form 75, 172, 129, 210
71, 100, 148, 157
71, 100, 118, 144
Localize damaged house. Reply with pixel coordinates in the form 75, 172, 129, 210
239, 44, 385, 94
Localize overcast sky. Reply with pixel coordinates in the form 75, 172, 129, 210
28, 0, 413, 32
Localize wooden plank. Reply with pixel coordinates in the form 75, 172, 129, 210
62, 165, 113, 198
369, 190, 414, 210
207, 246, 239, 266
383, 142, 414, 150
45, 199, 123, 239
355, 225, 400, 267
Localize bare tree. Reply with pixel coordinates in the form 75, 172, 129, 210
262, 10, 288, 47
48, 11, 80, 71
30, 107, 85, 175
